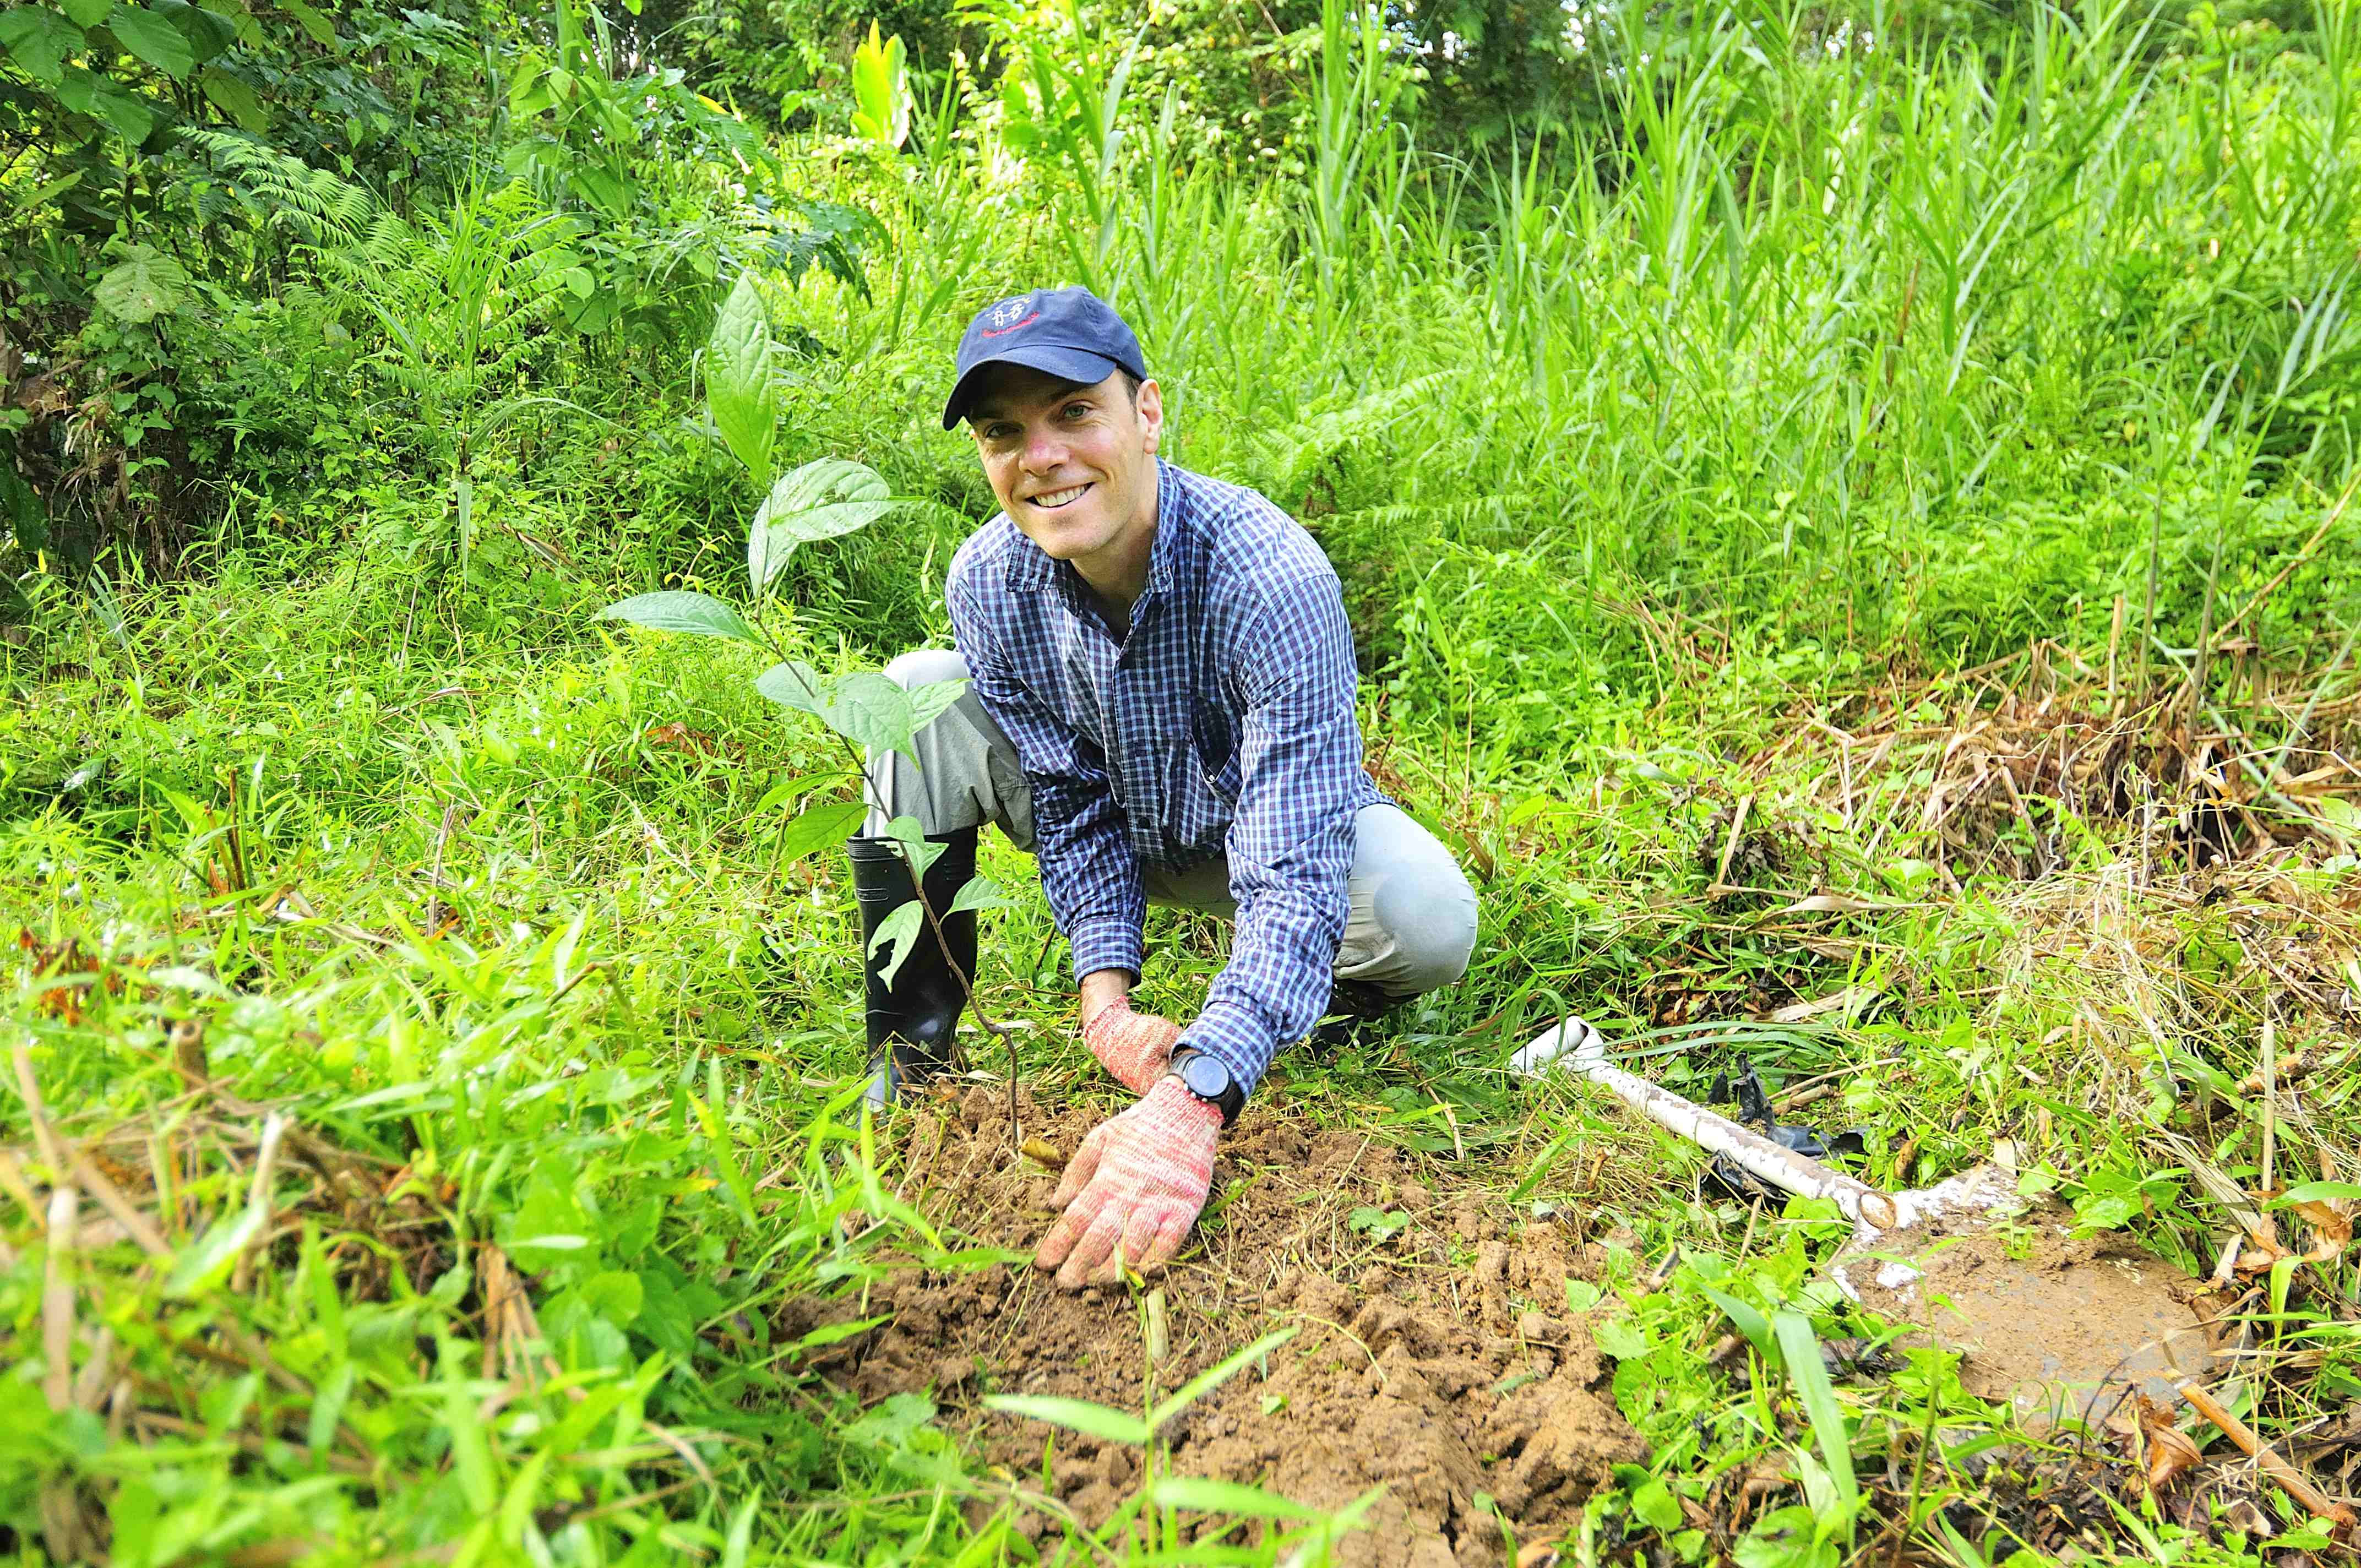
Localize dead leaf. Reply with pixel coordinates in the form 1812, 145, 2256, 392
2140, 1400, 2206, 1494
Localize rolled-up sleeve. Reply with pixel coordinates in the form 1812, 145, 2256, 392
948, 575, 1146, 982
1178, 573, 1361, 1095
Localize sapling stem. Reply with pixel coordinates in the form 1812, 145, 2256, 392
754, 620, 1020, 1142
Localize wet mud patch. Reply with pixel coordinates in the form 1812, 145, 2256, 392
785, 1085, 1646, 1566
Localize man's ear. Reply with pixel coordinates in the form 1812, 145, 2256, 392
1136, 378, 1163, 454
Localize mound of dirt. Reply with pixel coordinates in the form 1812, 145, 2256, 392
785, 1084, 1646, 1566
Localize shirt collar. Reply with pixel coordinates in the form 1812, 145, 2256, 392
1001, 458, 1188, 603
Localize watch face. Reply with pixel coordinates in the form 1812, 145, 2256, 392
1180, 1053, 1232, 1099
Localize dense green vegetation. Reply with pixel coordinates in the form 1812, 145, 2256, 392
4, 0, 2358, 1563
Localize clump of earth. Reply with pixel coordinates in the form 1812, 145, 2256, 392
781, 1084, 1647, 1567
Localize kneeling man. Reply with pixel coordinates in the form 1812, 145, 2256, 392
846, 287, 1479, 1289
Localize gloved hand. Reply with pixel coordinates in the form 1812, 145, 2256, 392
1035, 1077, 1221, 1289
1081, 995, 1181, 1093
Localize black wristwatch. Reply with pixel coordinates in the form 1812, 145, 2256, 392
1167, 1047, 1245, 1127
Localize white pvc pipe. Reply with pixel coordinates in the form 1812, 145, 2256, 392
1514, 1020, 1900, 1231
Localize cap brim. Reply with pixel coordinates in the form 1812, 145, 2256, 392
940, 345, 1125, 430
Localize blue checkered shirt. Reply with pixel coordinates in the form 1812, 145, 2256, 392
945, 459, 1383, 1099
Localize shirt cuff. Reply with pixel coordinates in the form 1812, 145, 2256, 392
1179, 999, 1277, 1101
1066, 911, 1144, 984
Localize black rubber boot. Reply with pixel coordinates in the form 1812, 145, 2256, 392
846, 827, 977, 1108
1307, 977, 1403, 1052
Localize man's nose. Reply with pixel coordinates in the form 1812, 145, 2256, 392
1019, 425, 1069, 471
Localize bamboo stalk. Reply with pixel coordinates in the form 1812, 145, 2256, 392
2178, 1380, 2358, 1532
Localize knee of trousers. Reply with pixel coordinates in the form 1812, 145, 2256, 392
884, 648, 970, 692
1367, 868, 1479, 996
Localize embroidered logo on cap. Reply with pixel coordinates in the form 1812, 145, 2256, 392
981, 294, 1040, 337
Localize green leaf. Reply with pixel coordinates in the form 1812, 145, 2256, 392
1771, 1310, 1858, 1509
1149, 1326, 1298, 1431
200, 66, 269, 131
706, 273, 779, 492
753, 772, 835, 816
818, 672, 917, 761
307, 1362, 354, 1453
1152, 1476, 1321, 1520
777, 799, 864, 864
8, 171, 83, 220
598, 590, 760, 642
1594, 1316, 1646, 1359
107, 4, 194, 75
1699, 1283, 1774, 1357
96, 244, 187, 318
906, 675, 969, 733
0, 8, 83, 85
850, 22, 910, 147
165, 1204, 264, 1298
2277, 1180, 2361, 1205
1564, 1278, 1604, 1313
947, 875, 1014, 914
1630, 1476, 1684, 1534
982, 1394, 1150, 1447
754, 660, 825, 714
61, 0, 115, 26
867, 902, 923, 987
881, 814, 947, 878
276, 0, 336, 46
56, 66, 153, 144
748, 458, 893, 597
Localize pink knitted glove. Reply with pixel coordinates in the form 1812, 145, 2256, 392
1035, 1077, 1221, 1289
1081, 996, 1182, 1093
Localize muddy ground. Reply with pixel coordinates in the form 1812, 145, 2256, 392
784, 1083, 1648, 1566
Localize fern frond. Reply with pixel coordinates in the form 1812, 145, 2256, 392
181, 128, 374, 244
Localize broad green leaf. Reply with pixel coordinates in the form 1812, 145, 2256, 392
165, 1204, 264, 1297
748, 458, 893, 597
107, 4, 194, 75
882, 814, 947, 877
906, 675, 969, 733
866, 902, 923, 987
1149, 1326, 1298, 1430
0, 8, 83, 84
61, 0, 115, 26
276, 0, 335, 46
1629, 1475, 1684, 1534
95, 241, 187, 321
200, 66, 270, 132
754, 660, 825, 714
1152, 1476, 1320, 1519
57, 66, 153, 144
778, 799, 864, 864
815, 671, 917, 761
706, 273, 779, 492
982, 1394, 1150, 1447
599, 590, 761, 643
948, 875, 1013, 914
1771, 1310, 1858, 1509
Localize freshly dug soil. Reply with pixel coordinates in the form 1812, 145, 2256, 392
785, 1084, 1646, 1566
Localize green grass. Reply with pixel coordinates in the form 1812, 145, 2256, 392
5, 0, 2361, 1560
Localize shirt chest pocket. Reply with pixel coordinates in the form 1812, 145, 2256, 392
1191, 703, 1241, 804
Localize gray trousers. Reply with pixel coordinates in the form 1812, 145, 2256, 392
864, 649, 1479, 998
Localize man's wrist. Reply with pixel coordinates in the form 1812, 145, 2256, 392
1166, 1047, 1246, 1127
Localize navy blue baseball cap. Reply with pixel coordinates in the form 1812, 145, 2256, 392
941, 286, 1147, 431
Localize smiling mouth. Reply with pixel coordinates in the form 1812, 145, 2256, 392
1028, 483, 1092, 510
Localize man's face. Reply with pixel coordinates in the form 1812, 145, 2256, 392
968, 364, 1163, 569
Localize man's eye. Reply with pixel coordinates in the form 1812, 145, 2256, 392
1062, 402, 1090, 420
